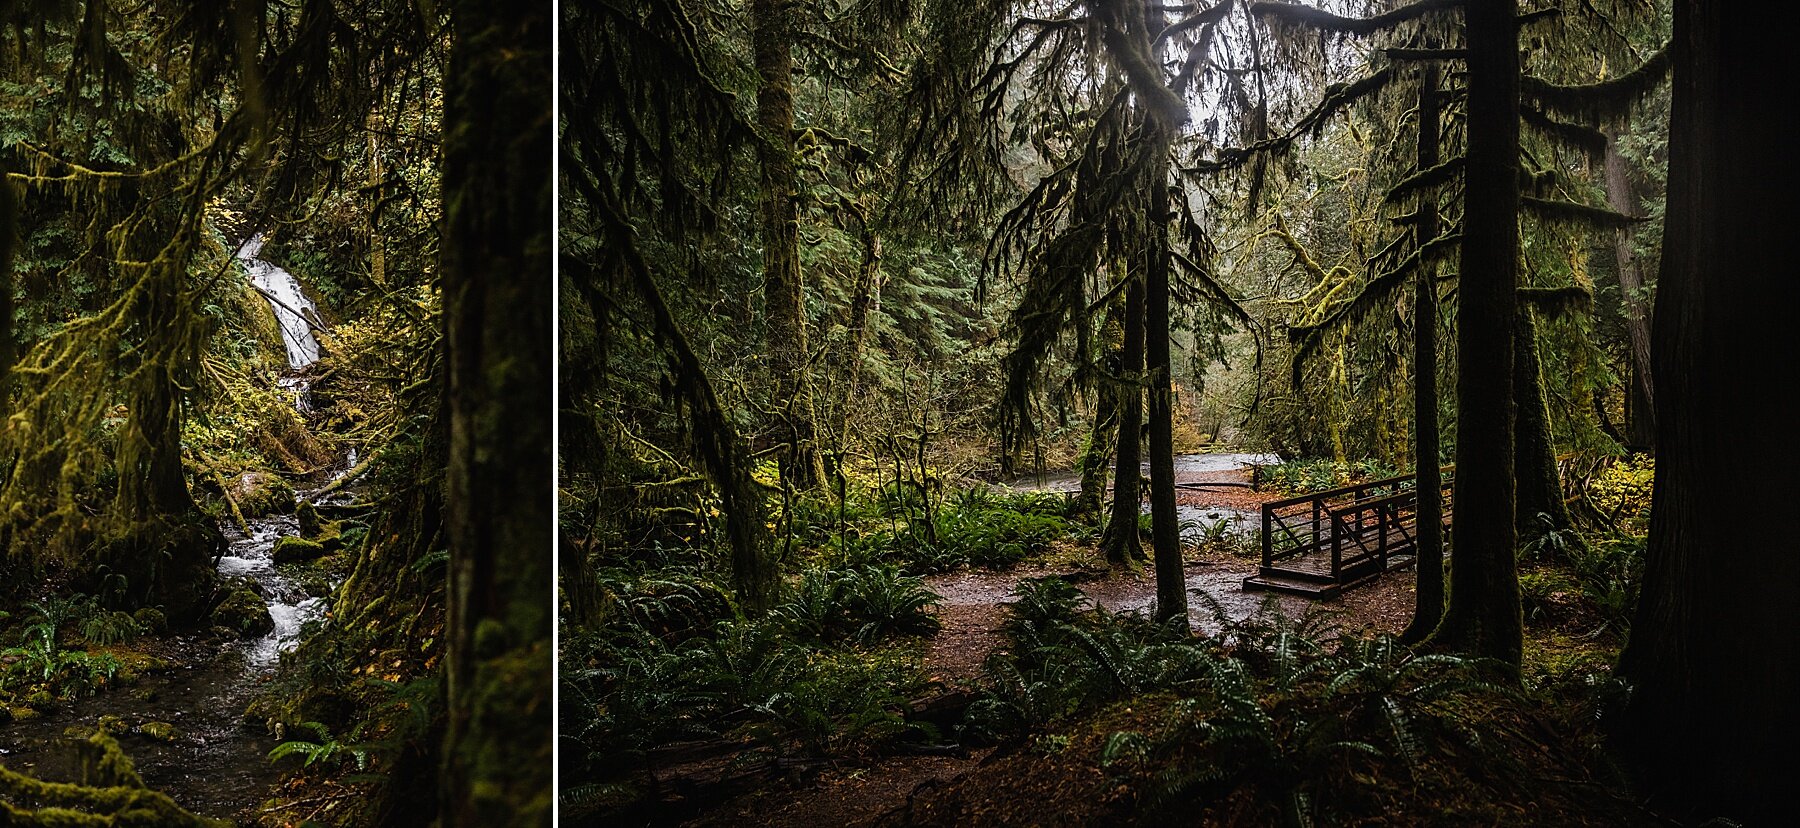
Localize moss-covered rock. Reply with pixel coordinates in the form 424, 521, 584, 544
231, 471, 296, 518
316, 520, 348, 552
297, 499, 322, 536
138, 721, 183, 742
273, 535, 328, 564
133, 607, 169, 634
211, 582, 274, 638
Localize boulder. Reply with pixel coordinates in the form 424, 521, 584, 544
211, 582, 274, 638
230, 471, 296, 518
131, 607, 168, 635
296, 500, 322, 537
273, 535, 328, 564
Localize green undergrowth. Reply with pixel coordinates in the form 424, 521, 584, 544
1255, 458, 1402, 494
0, 595, 170, 720
908, 576, 1657, 826
560, 561, 942, 818
795, 483, 1089, 574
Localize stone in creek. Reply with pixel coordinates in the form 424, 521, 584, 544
231, 471, 296, 518
272, 534, 328, 564
296, 500, 323, 537
137, 721, 183, 742
211, 582, 276, 637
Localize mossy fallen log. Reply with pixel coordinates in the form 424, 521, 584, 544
0, 731, 230, 826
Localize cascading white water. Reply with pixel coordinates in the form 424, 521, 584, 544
216, 516, 324, 668
220, 235, 338, 667
235, 234, 322, 369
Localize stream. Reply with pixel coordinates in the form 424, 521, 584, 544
0, 238, 343, 821
1005, 451, 1281, 540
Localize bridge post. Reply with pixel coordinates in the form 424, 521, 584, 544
1261, 502, 1273, 571
1331, 512, 1343, 583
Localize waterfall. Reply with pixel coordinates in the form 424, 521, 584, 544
236, 234, 322, 369
219, 235, 335, 668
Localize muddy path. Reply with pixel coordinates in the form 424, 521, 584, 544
683, 456, 1419, 828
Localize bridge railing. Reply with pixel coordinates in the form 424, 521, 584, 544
1260, 469, 1455, 586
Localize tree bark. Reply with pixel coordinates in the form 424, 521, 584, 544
1145, 145, 1186, 629
0, 153, 14, 423
752, 0, 824, 492
1513, 307, 1572, 547
833, 229, 884, 463
1604, 136, 1655, 451
1100, 275, 1146, 565
1074, 295, 1123, 525
1424, 0, 1521, 667
1400, 63, 1444, 645
1618, 3, 1800, 821
440, 4, 552, 824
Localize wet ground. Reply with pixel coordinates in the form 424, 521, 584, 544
684, 455, 1418, 827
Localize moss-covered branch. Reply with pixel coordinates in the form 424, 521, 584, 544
1250, 0, 1463, 35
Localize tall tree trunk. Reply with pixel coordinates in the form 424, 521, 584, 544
439, 4, 552, 824
833, 229, 884, 465
1618, 4, 1799, 821
1074, 294, 1123, 525
1101, 276, 1145, 565
1144, 140, 1186, 630
0, 154, 14, 421
1401, 63, 1444, 645
1604, 136, 1655, 451
1123, 0, 1186, 630
1425, 0, 1521, 666
752, 0, 823, 492
1513, 308, 1572, 547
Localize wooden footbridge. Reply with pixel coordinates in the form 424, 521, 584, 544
1244, 471, 1454, 599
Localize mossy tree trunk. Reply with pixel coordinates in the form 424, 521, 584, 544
0, 153, 12, 421
439, 3, 552, 824
1618, 3, 1800, 821
1512, 307, 1572, 548
1401, 63, 1444, 645
752, 0, 824, 492
1100, 274, 1145, 566
832, 228, 883, 467
1425, 0, 1522, 667
1074, 295, 1123, 525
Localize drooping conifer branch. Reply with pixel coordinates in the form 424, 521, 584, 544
1521, 195, 1642, 228
1521, 105, 1609, 159
1384, 156, 1464, 204
1287, 230, 1461, 384
1521, 41, 1670, 122
1188, 68, 1393, 174
1157, 0, 1235, 44
1383, 48, 1466, 61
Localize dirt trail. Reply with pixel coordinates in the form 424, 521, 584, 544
682, 458, 1419, 828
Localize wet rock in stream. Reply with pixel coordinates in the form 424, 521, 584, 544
271, 534, 328, 563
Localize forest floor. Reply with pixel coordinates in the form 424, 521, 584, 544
676, 462, 1422, 828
